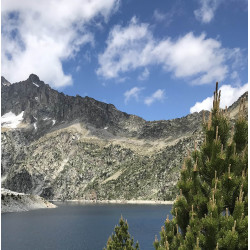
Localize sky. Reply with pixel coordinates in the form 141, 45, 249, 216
1, 0, 248, 121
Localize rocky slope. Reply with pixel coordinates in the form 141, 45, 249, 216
1, 75, 247, 201
1, 188, 56, 213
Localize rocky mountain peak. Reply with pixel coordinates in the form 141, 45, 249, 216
1, 76, 11, 86
27, 73, 45, 88
1, 75, 146, 139
28, 74, 40, 83
1, 74, 248, 143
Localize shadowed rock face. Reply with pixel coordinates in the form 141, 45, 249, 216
5, 169, 33, 193
1, 75, 248, 201
1, 74, 145, 138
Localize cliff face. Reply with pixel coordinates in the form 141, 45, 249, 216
1, 75, 247, 201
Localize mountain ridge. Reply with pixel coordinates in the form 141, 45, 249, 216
1, 74, 248, 201
1, 74, 208, 141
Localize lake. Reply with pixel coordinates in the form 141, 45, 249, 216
2, 202, 173, 250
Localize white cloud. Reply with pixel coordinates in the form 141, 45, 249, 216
124, 87, 144, 104
190, 83, 248, 113
144, 89, 165, 106
96, 17, 152, 79
153, 3, 181, 27
156, 33, 228, 85
153, 10, 167, 22
97, 17, 240, 85
194, 0, 222, 23
2, 0, 119, 87
138, 68, 150, 81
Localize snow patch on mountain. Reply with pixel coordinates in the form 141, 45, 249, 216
1, 111, 24, 128
32, 82, 39, 87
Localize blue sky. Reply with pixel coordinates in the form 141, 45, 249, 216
1, 0, 248, 121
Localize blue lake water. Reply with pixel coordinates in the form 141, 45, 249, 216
2, 202, 173, 250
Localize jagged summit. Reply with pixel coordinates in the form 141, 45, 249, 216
28, 73, 40, 82
27, 74, 44, 87
1, 74, 211, 143
1, 75, 248, 142
1, 76, 11, 86
1, 75, 146, 139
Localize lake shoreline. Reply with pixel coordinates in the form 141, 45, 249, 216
1, 188, 56, 213
50, 199, 174, 205
2, 200, 173, 250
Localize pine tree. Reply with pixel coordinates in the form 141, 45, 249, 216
154, 82, 248, 250
104, 216, 140, 250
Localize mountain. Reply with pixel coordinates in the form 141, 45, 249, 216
1, 76, 11, 87
1, 74, 248, 201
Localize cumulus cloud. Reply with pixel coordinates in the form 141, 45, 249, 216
97, 17, 240, 85
2, 0, 119, 87
96, 17, 152, 79
144, 89, 165, 106
194, 0, 222, 23
124, 87, 144, 104
190, 83, 248, 113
